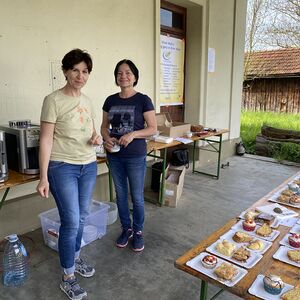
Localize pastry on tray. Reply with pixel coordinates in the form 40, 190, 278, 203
281, 189, 295, 197
256, 223, 272, 237
277, 194, 291, 203
281, 189, 294, 197
242, 219, 256, 231
287, 249, 300, 263
263, 274, 284, 295
288, 233, 300, 248
254, 213, 275, 225
247, 239, 264, 251
232, 246, 251, 262
289, 194, 300, 205
201, 254, 218, 269
293, 179, 300, 186
281, 287, 300, 300
214, 262, 238, 280
216, 240, 236, 256
232, 231, 253, 243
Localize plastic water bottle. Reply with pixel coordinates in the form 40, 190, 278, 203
2, 234, 29, 287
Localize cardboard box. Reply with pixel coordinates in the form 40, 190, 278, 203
160, 165, 186, 207
155, 113, 191, 138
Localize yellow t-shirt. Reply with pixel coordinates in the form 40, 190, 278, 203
40, 89, 96, 164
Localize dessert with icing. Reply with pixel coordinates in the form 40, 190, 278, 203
201, 254, 218, 269
242, 219, 256, 231
288, 233, 300, 248
289, 194, 300, 205
263, 274, 284, 295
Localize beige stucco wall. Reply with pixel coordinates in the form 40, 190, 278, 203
0, 0, 247, 239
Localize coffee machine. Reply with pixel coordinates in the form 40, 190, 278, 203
0, 131, 8, 182
0, 120, 40, 174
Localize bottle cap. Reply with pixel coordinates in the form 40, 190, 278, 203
6, 234, 18, 242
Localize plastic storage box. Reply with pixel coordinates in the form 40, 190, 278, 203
39, 200, 109, 251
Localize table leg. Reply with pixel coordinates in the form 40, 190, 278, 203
158, 148, 167, 206
192, 140, 196, 173
200, 280, 208, 300
0, 187, 10, 210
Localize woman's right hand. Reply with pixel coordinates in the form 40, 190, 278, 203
36, 179, 50, 198
104, 137, 118, 153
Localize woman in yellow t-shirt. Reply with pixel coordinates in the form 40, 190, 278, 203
36, 49, 101, 300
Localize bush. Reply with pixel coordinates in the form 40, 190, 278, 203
273, 143, 300, 163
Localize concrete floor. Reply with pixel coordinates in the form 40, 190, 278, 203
0, 155, 299, 300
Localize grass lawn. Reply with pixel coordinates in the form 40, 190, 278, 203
240, 110, 300, 162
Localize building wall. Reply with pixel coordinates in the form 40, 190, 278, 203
0, 0, 247, 239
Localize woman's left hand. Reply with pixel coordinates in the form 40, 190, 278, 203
118, 132, 135, 147
89, 133, 102, 145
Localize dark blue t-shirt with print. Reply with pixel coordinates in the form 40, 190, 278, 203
102, 92, 154, 157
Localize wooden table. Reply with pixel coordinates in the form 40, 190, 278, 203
146, 129, 229, 206
175, 171, 300, 300
0, 157, 108, 210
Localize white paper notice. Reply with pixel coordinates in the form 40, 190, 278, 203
208, 48, 215, 73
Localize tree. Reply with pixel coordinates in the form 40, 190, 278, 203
244, 0, 271, 80
266, 0, 300, 48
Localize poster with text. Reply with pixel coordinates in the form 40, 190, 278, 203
160, 35, 185, 105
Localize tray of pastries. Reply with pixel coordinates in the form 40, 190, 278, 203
206, 238, 263, 269
219, 229, 272, 254
238, 210, 280, 228
231, 219, 280, 242
268, 188, 300, 209
248, 274, 294, 300
273, 246, 300, 268
186, 251, 248, 287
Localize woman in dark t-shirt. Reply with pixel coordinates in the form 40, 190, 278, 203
101, 59, 157, 252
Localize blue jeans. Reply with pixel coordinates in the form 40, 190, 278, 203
108, 155, 146, 232
48, 161, 97, 275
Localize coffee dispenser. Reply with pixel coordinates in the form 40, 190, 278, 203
0, 120, 40, 174
0, 131, 8, 182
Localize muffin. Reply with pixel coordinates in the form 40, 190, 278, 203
263, 274, 284, 295
288, 233, 300, 248
201, 254, 218, 269
242, 219, 256, 231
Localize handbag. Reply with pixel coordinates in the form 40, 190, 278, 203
170, 148, 189, 168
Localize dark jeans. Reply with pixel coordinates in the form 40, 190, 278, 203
108, 155, 146, 232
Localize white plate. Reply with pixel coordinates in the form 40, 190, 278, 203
279, 233, 300, 250
273, 246, 300, 268
206, 239, 263, 269
238, 210, 280, 228
297, 218, 300, 225
268, 189, 300, 209
186, 251, 248, 287
231, 220, 280, 242
256, 203, 298, 220
248, 274, 294, 300
290, 224, 300, 234
219, 229, 272, 255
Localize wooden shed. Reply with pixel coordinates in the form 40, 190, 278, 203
243, 48, 300, 114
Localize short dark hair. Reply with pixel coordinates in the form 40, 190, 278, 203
114, 59, 139, 86
62, 49, 93, 73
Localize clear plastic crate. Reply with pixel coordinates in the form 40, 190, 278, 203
39, 200, 109, 251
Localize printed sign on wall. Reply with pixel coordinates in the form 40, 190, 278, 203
160, 35, 185, 105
